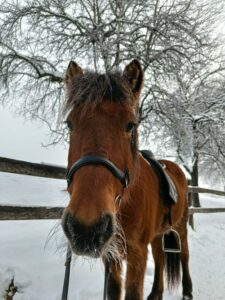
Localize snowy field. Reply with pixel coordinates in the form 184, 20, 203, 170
0, 172, 225, 300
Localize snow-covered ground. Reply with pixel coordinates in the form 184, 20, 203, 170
0, 172, 225, 300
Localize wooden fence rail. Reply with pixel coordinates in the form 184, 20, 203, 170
0, 205, 63, 220
0, 156, 66, 179
188, 186, 225, 196
189, 207, 225, 214
1, 205, 225, 221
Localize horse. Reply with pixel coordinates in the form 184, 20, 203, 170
61, 59, 193, 300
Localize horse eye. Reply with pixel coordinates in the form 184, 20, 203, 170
126, 122, 136, 133
65, 120, 74, 131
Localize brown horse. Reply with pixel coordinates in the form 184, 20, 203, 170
61, 60, 193, 300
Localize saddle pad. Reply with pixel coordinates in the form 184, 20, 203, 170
140, 150, 178, 205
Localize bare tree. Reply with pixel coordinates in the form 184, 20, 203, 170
0, 0, 223, 119
142, 60, 225, 206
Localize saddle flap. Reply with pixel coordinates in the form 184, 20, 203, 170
140, 150, 178, 205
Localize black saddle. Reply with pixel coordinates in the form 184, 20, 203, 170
140, 150, 178, 206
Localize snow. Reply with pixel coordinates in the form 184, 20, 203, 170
0, 172, 225, 299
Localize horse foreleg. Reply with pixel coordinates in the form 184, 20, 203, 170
147, 236, 164, 300
125, 243, 148, 300
106, 260, 123, 300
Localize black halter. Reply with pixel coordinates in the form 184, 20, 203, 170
66, 155, 129, 189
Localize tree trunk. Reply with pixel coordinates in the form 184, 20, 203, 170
190, 156, 201, 207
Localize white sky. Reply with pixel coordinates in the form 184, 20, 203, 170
0, 106, 68, 165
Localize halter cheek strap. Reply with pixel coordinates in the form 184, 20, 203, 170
66, 156, 129, 189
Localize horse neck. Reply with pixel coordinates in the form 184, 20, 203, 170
122, 153, 166, 240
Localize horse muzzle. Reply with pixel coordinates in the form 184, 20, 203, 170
62, 211, 115, 258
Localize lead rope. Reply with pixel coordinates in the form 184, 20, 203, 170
103, 260, 111, 300
61, 244, 72, 300
61, 245, 111, 300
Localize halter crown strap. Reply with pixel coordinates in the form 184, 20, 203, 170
66, 156, 129, 188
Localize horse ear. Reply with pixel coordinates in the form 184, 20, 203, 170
123, 60, 144, 94
65, 61, 83, 86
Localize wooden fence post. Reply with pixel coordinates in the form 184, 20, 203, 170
187, 179, 195, 230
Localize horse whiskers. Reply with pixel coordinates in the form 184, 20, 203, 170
101, 219, 127, 268
45, 221, 68, 257
114, 220, 127, 260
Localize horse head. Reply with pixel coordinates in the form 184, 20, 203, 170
61, 60, 143, 259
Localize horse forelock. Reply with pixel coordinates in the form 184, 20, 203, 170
63, 71, 133, 117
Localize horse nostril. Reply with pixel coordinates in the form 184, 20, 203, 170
98, 216, 109, 233
62, 212, 77, 239
96, 214, 114, 236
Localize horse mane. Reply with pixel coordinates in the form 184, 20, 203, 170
64, 71, 133, 116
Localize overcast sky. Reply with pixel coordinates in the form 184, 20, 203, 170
0, 106, 67, 166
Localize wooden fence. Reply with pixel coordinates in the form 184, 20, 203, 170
0, 156, 225, 227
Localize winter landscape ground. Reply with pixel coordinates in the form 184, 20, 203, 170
0, 172, 225, 300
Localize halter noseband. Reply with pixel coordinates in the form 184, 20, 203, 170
66, 155, 129, 189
